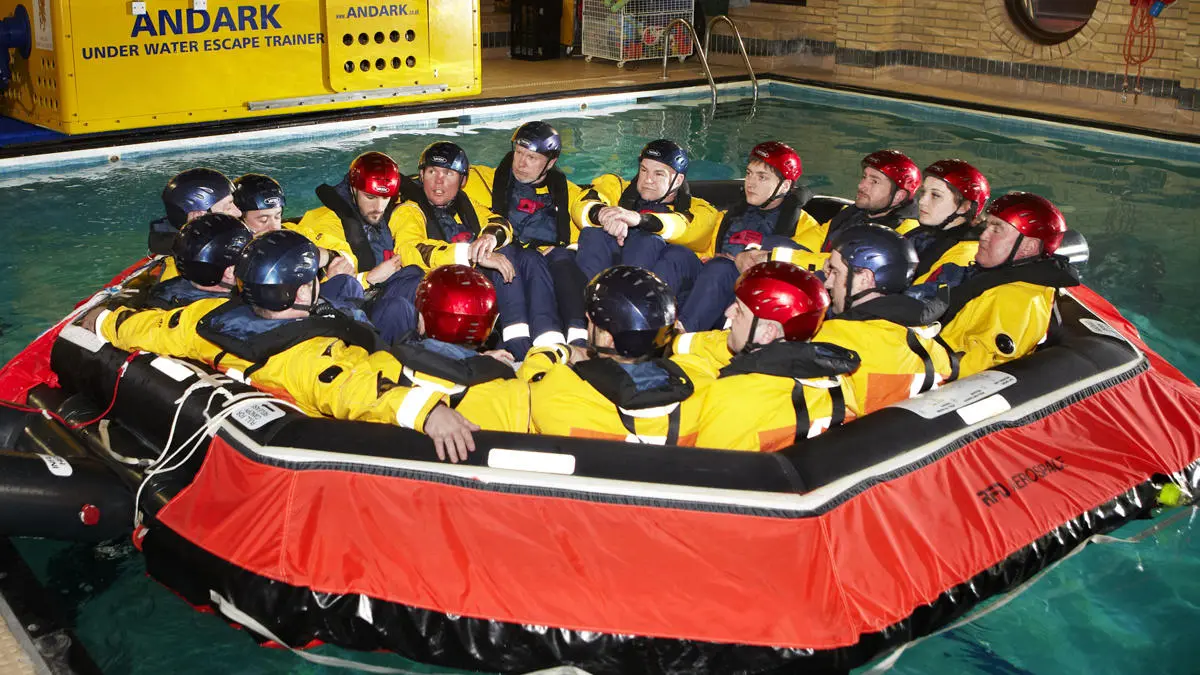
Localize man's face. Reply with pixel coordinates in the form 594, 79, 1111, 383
917, 176, 966, 227
855, 166, 897, 212
744, 160, 789, 208
422, 166, 461, 207
203, 194, 242, 221
512, 145, 553, 184
243, 207, 283, 235
823, 251, 851, 315
976, 215, 1026, 268
724, 297, 758, 353
354, 189, 390, 225
636, 158, 678, 203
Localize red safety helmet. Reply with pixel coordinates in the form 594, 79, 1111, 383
415, 265, 499, 347
986, 192, 1067, 255
862, 150, 921, 195
924, 159, 991, 221
734, 261, 830, 342
749, 141, 803, 182
348, 151, 401, 198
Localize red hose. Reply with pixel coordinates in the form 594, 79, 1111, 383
0, 350, 140, 430
1123, 0, 1157, 101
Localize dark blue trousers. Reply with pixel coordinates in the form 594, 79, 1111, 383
366, 249, 562, 359
576, 227, 701, 304
677, 235, 804, 332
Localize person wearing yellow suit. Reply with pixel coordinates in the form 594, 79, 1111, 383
232, 173, 287, 235
290, 151, 411, 289
907, 159, 991, 284
692, 262, 860, 452
819, 150, 922, 254
816, 224, 954, 416
148, 168, 243, 281
573, 140, 719, 302
462, 121, 591, 345
371, 142, 560, 361
84, 231, 518, 463
141, 213, 252, 310
677, 141, 825, 331
933, 193, 1080, 379
519, 266, 706, 446
390, 264, 531, 443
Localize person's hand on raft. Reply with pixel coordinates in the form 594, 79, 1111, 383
424, 404, 479, 463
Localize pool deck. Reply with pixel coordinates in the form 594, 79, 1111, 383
0, 611, 36, 675
472, 57, 1200, 139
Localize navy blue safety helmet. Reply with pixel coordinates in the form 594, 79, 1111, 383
639, 139, 689, 175
512, 121, 562, 160
585, 266, 677, 359
173, 213, 253, 287
234, 230, 320, 311
829, 224, 918, 294
418, 141, 470, 176
232, 174, 286, 213
161, 168, 235, 228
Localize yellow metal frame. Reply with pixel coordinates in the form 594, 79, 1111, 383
0, 0, 481, 134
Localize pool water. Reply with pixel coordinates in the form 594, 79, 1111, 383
2, 85, 1200, 674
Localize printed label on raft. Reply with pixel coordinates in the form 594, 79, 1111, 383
976, 456, 1067, 507
891, 370, 1017, 419
38, 454, 73, 478
231, 402, 285, 430
1079, 318, 1127, 342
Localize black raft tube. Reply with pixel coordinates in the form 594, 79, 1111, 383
0, 387, 135, 543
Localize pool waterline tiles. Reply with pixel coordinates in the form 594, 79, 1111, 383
3, 79, 1199, 179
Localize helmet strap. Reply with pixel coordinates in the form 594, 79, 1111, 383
217, 281, 236, 291
762, 175, 787, 208
290, 279, 320, 315
738, 315, 768, 354
843, 264, 856, 312
868, 183, 900, 218
646, 170, 682, 204
1002, 233, 1026, 267
932, 197, 969, 230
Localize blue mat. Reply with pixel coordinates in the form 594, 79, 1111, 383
0, 115, 65, 148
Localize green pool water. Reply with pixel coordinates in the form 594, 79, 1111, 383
2, 83, 1200, 674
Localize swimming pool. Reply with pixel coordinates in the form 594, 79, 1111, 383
3, 81, 1200, 674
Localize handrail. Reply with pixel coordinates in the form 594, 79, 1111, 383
659, 18, 717, 111
704, 15, 758, 104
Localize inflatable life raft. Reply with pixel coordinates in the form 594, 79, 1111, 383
0, 190, 1198, 675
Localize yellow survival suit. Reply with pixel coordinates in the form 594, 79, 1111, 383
685, 331, 860, 452
572, 174, 720, 254
937, 257, 1081, 378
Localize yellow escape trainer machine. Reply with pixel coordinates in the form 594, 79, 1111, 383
0, 0, 481, 134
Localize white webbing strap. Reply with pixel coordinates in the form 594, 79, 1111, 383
210, 591, 597, 674
210, 591, 425, 674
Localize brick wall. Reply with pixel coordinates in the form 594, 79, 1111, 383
719, 0, 1200, 111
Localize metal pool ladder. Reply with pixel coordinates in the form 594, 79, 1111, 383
659, 16, 759, 110
705, 15, 758, 104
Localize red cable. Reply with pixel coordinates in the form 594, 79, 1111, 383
0, 350, 140, 430
1123, 0, 1157, 98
